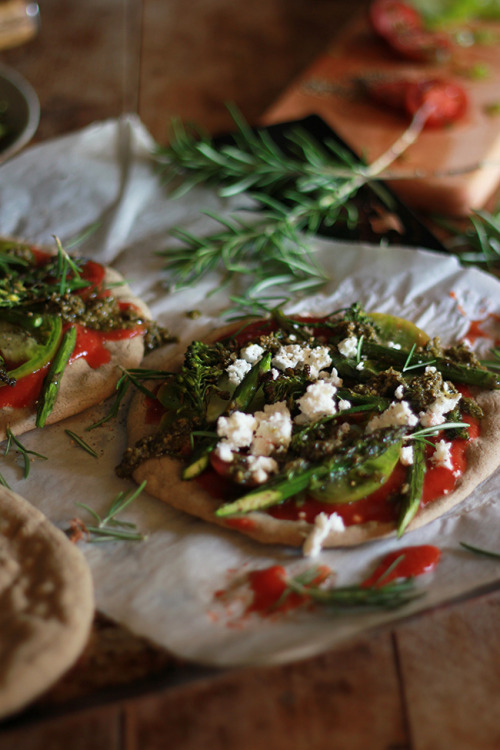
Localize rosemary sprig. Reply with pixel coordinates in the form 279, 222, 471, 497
286, 567, 421, 611
460, 541, 500, 559
4, 427, 48, 479
156, 106, 428, 308
86, 368, 166, 430
441, 208, 500, 268
65, 429, 99, 458
72, 480, 147, 543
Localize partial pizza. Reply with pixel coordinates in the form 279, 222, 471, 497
0, 236, 169, 439
118, 306, 500, 549
0, 484, 93, 719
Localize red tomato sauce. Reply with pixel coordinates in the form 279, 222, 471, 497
0, 254, 143, 410
361, 545, 441, 588
463, 314, 500, 347
246, 564, 330, 616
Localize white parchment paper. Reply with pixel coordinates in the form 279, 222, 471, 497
1, 115, 500, 667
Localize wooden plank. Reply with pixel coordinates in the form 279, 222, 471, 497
0, 705, 121, 750
262, 14, 500, 216
0, 0, 141, 141
123, 631, 408, 750
138, 0, 366, 142
395, 589, 500, 750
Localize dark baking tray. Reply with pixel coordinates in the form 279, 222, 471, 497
215, 114, 446, 252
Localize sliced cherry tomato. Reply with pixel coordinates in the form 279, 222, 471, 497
405, 79, 467, 127
369, 0, 451, 64
369, 0, 421, 39
388, 28, 451, 64
364, 76, 467, 129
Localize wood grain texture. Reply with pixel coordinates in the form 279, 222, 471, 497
138, 0, 367, 142
0, 706, 121, 750
396, 590, 500, 750
123, 631, 407, 750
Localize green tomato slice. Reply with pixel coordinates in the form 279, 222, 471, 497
368, 312, 429, 349
0, 313, 63, 383
309, 440, 402, 504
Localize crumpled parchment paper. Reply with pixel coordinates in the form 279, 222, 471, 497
1, 115, 500, 667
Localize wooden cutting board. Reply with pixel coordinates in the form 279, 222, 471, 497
262, 13, 500, 217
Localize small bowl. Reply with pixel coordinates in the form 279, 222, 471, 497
0, 62, 39, 163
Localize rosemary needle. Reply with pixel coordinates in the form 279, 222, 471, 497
65, 429, 99, 458
460, 541, 500, 560
73, 480, 148, 543
4, 427, 48, 479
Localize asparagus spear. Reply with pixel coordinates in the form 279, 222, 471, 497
397, 440, 426, 537
215, 429, 403, 516
36, 326, 77, 428
361, 341, 500, 389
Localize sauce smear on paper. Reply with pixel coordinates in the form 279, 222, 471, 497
246, 564, 330, 616
361, 545, 441, 588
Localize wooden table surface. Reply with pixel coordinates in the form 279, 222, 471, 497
1, 2, 500, 748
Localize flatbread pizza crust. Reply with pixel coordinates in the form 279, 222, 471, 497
0, 266, 151, 441
126, 328, 500, 548
0, 486, 94, 719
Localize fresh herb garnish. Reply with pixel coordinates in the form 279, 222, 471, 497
71, 480, 147, 543
4, 427, 48, 479
460, 541, 500, 559
286, 566, 421, 611
65, 429, 99, 458
86, 367, 167, 430
156, 106, 428, 309
440, 208, 500, 269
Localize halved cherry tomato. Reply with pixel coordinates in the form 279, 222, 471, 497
364, 76, 467, 128
388, 28, 451, 64
369, 0, 421, 39
405, 79, 467, 127
369, 0, 451, 64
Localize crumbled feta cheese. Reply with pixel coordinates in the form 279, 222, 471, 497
295, 381, 338, 424
356, 360, 365, 371
246, 455, 279, 484
270, 368, 280, 380
240, 343, 264, 364
226, 358, 252, 386
305, 346, 333, 379
318, 367, 343, 387
419, 392, 462, 427
394, 384, 405, 400
338, 399, 351, 411
303, 512, 345, 557
366, 400, 418, 433
217, 411, 257, 449
388, 341, 402, 350
271, 344, 306, 371
425, 365, 437, 373
400, 445, 414, 466
338, 336, 358, 358
251, 402, 292, 456
271, 344, 332, 380
215, 443, 234, 463
432, 439, 453, 470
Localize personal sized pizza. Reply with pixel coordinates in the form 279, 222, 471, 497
118, 306, 500, 550
0, 236, 169, 439
0, 484, 93, 719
